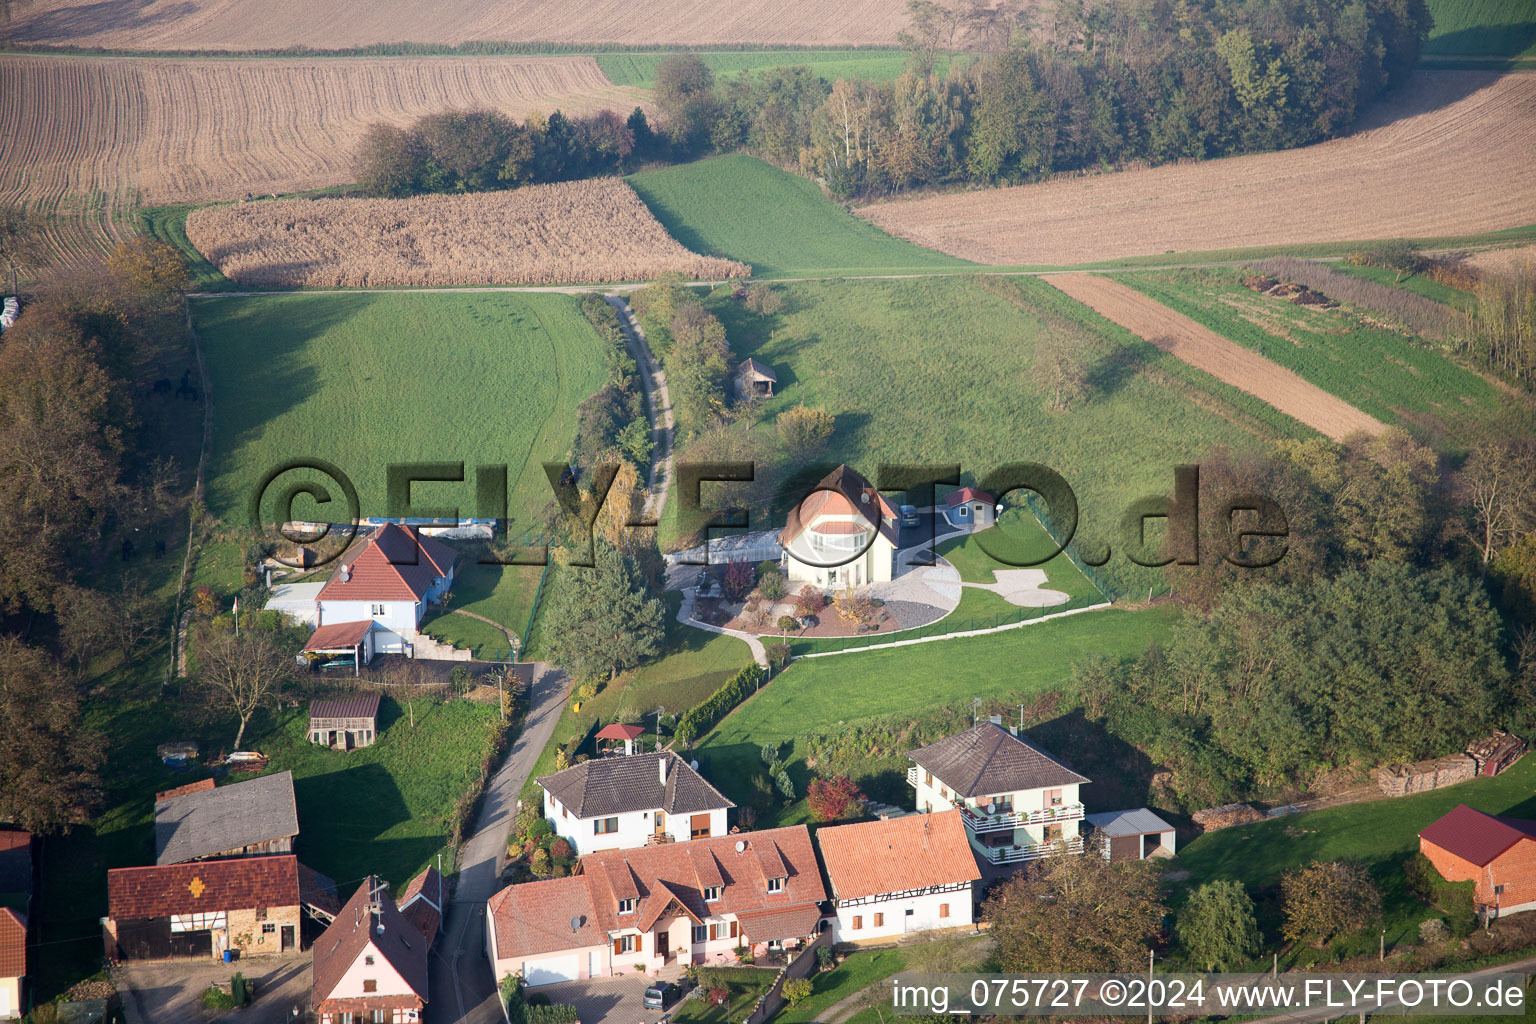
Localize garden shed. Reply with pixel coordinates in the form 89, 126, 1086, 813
308, 693, 382, 750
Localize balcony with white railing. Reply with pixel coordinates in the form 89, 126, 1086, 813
959, 802, 1085, 833
979, 836, 1085, 864
907, 766, 919, 789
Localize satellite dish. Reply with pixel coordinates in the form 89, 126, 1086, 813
570, 915, 583, 933
735, 840, 747, 853
690, 760, 700, 771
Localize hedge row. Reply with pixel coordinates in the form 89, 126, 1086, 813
675, 664, 766, 745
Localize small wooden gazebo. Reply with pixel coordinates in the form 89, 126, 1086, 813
595, 722, 644, 756
735, 358, 777, 400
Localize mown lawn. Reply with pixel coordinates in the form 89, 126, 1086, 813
693, 604, 1181, 824
627, 155, 971, 277
194, 291, 607, 530
935, 509, 1108, 619
674, 967, 781, 1024
421, 557, 546, 659
1118, 268, 1528, 448
775, 948, 910, 1024
705, 275, 1300, 596
596, 50, 925, 89
1175, 756, 1536, 960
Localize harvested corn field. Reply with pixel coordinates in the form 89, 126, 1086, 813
859, 72, 1536, 266
185, 181, 752, 286
0, 53, 643, 264
1, 0, 916, 50
1044, 273, 1388, 441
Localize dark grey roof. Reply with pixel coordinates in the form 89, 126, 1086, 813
155, 771, 300, 865
538, 751, 734, 819
1086, 808, 1174, 837
908, 722, 1088, 798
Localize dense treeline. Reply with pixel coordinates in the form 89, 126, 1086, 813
358, 0, 1431, 199
571, 294, 652, 472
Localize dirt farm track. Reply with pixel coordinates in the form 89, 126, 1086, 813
0, 54, 645, 265
860, 71, 1536, 266
1, 0, 914, 49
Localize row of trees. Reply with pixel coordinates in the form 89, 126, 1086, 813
358, 0, 1431, 201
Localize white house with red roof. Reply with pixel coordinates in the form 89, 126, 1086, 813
942, 486, 997, 528
302, 524, 457, 662
780, 465, 901, 588
816, 810, 980, 943
312, 872, 438, 1024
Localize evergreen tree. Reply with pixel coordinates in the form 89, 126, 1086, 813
542, 543, 665, 681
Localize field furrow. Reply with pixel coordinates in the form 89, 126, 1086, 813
859, 71, 1536, 266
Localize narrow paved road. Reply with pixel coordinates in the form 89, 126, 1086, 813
429, 661, 571, 1024
606, 294, 675, 522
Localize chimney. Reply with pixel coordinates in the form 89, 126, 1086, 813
988, 714, 1002, 727
659, 754, 670, 786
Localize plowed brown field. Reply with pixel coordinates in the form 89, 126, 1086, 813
860, 72, 1536, 266
185, 182, 751, 286
1044, 273, 1387, 441
2, 0, 913, 49
0, 53, 644, 264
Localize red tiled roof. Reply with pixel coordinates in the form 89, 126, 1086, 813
734, 904, 822, 942
0, 907, 25, 977
313, 878, 430, 1011
817, 811, 980, 900
304, 620, 374, 653
487, 876, 603, 961
1420, 805, 1536, 867
317, 524, 456, 604
579, 826, 825, 935
638, 880, 704, 932
596, 723, 645, 741
398, 866, 444, 939
779, 466, 899, 548
108, 855, 299, 920
946, 487, 995, 508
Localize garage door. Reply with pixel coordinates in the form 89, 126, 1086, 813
523, 954, 580, 986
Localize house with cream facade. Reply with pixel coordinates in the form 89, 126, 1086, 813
537, 751, 733, 856
816, 810, 980, 943
486, 827, 825, 987
780, 465, 900, 588
908, 719, 1089, 866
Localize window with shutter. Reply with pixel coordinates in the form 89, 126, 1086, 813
730, 920, 739, 938
691, 813, 712, 838
874, 913, 884, 927
852, 915, 863, 930
939, 904, 950, 918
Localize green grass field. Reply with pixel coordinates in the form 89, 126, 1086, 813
776, 948, 911, 1023
692, 604, 1181, 823
704, 275, 1302, 595
1422, 0, 1536, 60
596, 49, 927, 88
420, 558, 545, 658
627, 155, 972, 276
1117, 268, 1530, 449
1176, 756, 1536, 962
193, 292, 607, 528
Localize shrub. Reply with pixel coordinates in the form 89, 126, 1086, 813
527, 1005, 580, 1024
1419, 918, 1448, 943
745, 283, 785, 318
777, 404, 836, 457
708, 987, 729, 1006
777, 615, 798, 634
674, 664, 766, 743
774, 767, 796, 800
722, 560, 756, 602
816, 945, 835, 970
783, 978, 814, 1006
766, 642, 791, 670
200, 987, 238, 1011
808, 774, 865, 822
760, 569, 786, 602
794, 585, 824, 618
1404, 851, 1477, 934
530, 848, 552, 877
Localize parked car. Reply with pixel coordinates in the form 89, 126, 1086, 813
644, 983, 679, 1010
900, 504, 920, 526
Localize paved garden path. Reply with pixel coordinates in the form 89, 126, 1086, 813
676, 583, 769, 668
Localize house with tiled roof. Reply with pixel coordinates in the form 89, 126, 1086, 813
816, 810, 980, 943
908, 718, 1089, 866
104, 853, 338, 961
942, 486, 996, 528
312, 876, 434, 1024
155, 771, 299, 865
487, 825, 825, 987
0, 829, 32, 1020
301, 523, 458, 665
397, 865, 445, 940
538, 751, 734, 855
780, 465, 901, 588
1420, 805, 1536, 919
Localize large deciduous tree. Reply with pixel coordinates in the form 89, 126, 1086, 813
1176, 879, 1261, 970
1281, 861, 1381, 946
0, 636, 101, 832
192, 623, 295, 749
986, 853, 1166, 973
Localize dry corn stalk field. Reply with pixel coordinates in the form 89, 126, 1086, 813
859, 72, 1536, 266
2, 0, 913, 49
185, 180, 752, 287
0, 53, 644, 265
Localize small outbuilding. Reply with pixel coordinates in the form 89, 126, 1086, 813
1085, 808, 1176, 863
943, 487, 996, 528
302, 619, 375, 673
734, 358, 777, 400
308, 693, 383, 750
595, 723, 644, 757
